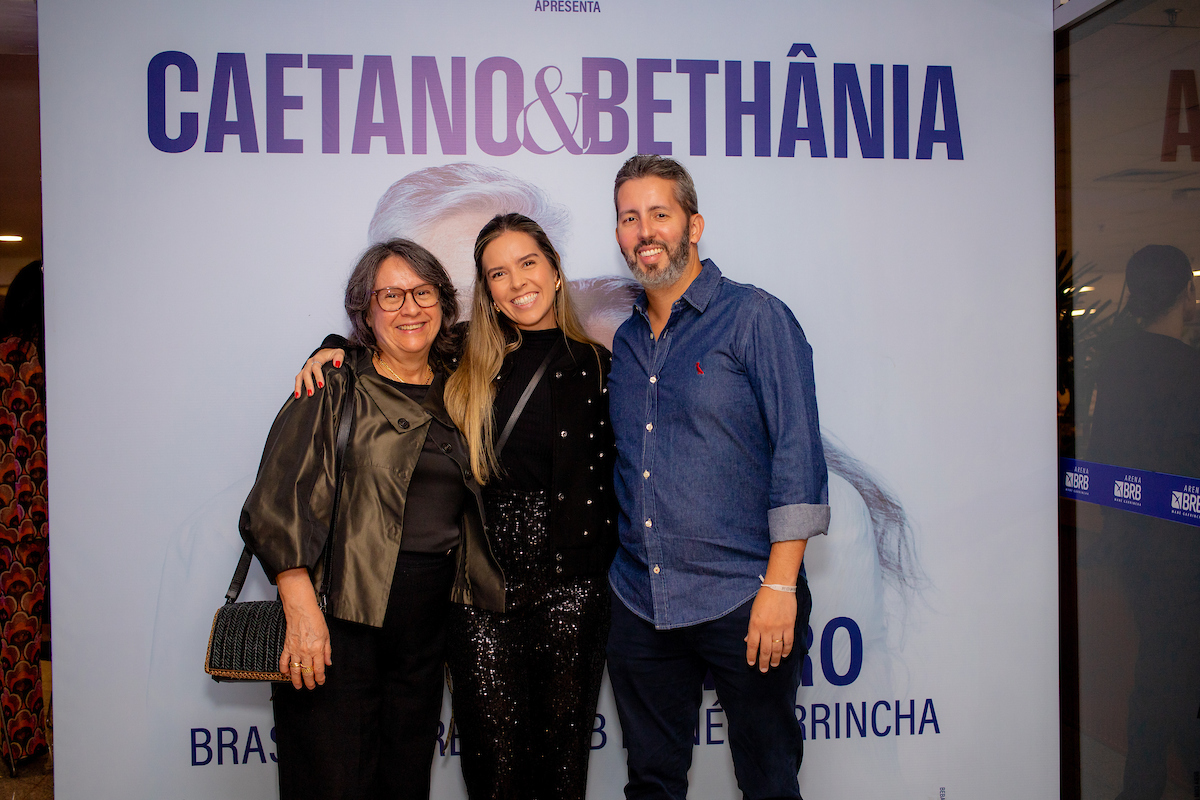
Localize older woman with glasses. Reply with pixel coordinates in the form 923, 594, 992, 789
239, 238, 504, 800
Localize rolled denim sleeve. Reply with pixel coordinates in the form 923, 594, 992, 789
742, 294, 830, 542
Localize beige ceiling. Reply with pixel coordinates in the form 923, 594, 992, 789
1059, 0, 1200, 313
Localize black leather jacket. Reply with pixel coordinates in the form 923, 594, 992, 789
496, 336, 618, 578
239, 349, 505, 627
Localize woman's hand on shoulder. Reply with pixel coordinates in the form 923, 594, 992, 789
294, 349, 346, 398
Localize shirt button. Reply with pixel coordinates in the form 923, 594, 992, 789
582, 370, 587, 377
645, 423, 653, 431
645, 519, 652, 528
556, 565, 563, 574
555, 371, 562, 378
650, 376, 657, 384
586, 499, 593, 505
583, 530, 589, 537
653, 565, 661, 574
560, 430, 568, 438
557, 493, 565, 501
643, 470, 650, 479
397, 418, 409, 429
589, 432, 594, 439
440, 442, 452, 454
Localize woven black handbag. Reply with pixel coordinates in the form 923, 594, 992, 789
205, 373, 355, 682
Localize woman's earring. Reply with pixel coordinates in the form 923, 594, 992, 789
555, 277, 562, 291
491, 301, 500, 314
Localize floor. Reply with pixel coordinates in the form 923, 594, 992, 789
0, 751, 53, 800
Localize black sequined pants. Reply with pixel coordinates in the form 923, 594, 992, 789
446, 489, 610, 800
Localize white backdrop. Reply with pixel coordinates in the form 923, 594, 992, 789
39, 1, 1058, 798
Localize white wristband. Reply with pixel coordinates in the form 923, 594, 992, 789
758, 575, 797, 593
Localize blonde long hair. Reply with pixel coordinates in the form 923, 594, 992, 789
445, 213, 598, 484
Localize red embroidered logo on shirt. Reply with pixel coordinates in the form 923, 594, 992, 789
696, 362, 704, 375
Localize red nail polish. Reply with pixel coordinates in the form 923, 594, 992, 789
295, 391, 300, 398
318, 381, 323, 388
334, 361, 341, 368
307, 388, 313, 396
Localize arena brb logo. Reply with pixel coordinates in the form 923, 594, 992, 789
1064, 468, 1089, 491
146, 44, 963, 160
1171, 485, 1200, 513
1114, 476, 1142, 502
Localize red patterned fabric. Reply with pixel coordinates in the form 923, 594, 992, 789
0, 337, 47, 762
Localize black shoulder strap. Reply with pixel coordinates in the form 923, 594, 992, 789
225, 371, 357, 604
494, 339, 559, 458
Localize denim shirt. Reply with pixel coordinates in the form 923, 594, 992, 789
607, 259, 830, 629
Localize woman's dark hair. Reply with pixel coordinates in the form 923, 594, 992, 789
344, 239, 460, 369
0, 261, 44, 353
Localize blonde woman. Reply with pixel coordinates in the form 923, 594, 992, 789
296, 214, 616, 799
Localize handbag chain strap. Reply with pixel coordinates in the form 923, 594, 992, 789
494, 339, 560, 458
225, 370, 357, 605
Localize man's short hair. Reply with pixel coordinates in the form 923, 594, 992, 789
613, 155, 699, 219
1125, 244, 1193, 322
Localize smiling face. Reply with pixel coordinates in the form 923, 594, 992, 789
615, 175, 703, 291
370, 254, 443, 364
481, 230, 560, 331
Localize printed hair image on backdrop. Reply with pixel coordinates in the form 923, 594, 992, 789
146, 161, 925, 798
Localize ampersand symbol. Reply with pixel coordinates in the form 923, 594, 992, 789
521, 66, 584, 155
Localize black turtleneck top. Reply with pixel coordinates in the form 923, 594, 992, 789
489, 328, 561, 492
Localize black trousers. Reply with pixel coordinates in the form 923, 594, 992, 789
607, 587, 812, 800
273, 551, 456, 800
445, 489, 610, 800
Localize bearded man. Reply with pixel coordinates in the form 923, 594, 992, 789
605, 154, 830, 800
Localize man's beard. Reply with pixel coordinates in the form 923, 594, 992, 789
624, 230, 691, 290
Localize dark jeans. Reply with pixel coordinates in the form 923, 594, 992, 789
607, 585, 812, 800
273, 551, 455, 800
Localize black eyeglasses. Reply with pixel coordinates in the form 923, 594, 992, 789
371, 284, 440, 312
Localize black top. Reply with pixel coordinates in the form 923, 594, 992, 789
1090, 330, 1200, 571
1089, 330, 1200, 479
490, 329, 561, 492
382, 377, 467, 554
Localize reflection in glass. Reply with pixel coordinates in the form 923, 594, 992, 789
1058, 2, 1200, 798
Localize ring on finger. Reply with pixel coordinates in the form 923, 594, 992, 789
290, 662, 302, 669
301, 665, 313, 674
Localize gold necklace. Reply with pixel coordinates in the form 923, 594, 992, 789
375, 352, 432, 384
